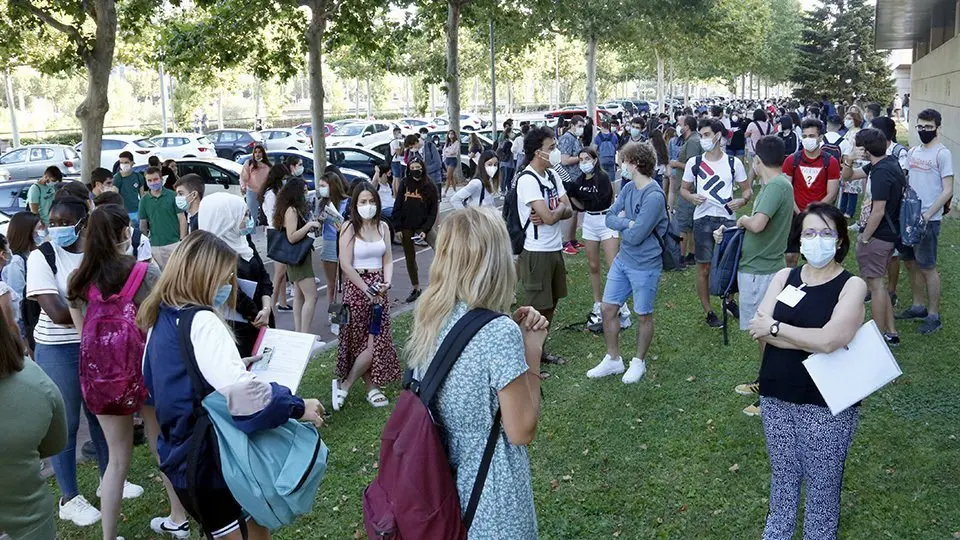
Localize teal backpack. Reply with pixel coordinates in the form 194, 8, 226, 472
177, 307, 329, 533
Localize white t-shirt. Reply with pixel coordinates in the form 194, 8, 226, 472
26, 244, 84, 345
511, 136, 525, 160
682, 153, 747, 221
516, 166, 566, 252
452, 178, 495, 208
377, 181, 395, 209
907, 142, 954, 221
127, 232, 153, 262
389, 138, 404, 163
262, 190, 277, 228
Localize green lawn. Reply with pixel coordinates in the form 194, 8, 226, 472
58, 221, 960, 539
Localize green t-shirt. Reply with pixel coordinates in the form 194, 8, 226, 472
740, 174, 794, 275
113, 171, 144, 213
26, 182, 56, 225
138, 188, 181, 247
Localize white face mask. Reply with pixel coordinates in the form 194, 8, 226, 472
843, 119, 854, 130
573, 126, 584, 137
579, 160, 595, 174
485, 164, 498, 178
357, 203, 377, 220
801, 137, 820, 152
119, 163, 132, 173
542, 148, 562, 166
318, 186, 330, 198
293, 165, 305, 177
700, 135, 716, 153
800, 236, 837, 268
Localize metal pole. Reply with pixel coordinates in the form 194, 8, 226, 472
3, 70, 19, 148
489, 18, 497, 140
158, 64, 169, 133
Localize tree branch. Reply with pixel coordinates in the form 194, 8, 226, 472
11, 0, 85, 47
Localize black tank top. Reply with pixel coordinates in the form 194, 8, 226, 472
759, 265, 854, 407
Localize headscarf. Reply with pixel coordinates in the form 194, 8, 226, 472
198, 192, 255, 261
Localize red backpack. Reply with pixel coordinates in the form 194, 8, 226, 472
79, 262, 149, 416
363, 309, 504, 539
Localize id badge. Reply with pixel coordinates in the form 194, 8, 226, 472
776, 285, 806, 308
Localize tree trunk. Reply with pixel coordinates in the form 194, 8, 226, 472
656, 49, 664, 114
77, 0, 117, 185
3, 70, 19, 148
217, 90, 224, 130
489, 19, 497, 138
585, 34, 597, 125
749, 73, 754, 99
554, 36, 560, 108
445, 1, 462, 132
158, 64, 169, 133
355, 79, 360, 118
306, 0, 327, 175
365, 77, 372, 118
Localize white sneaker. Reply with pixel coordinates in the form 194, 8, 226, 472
59, 494, 101, 526
619, 305, 632, 329
622, 358, 646, 384
150, 516, 191, 538
96, 479, 144, 500
586, 355, 625, 379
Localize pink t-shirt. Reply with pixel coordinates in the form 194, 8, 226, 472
745, 120, 773, 153
241, 161, 271, 193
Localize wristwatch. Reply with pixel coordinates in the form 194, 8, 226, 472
770, 321, 780, 337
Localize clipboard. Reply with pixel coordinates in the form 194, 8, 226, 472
223, 279, 258, 323
247, 327, 317, 393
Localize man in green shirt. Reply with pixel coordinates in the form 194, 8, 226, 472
721, 135, 794, 417
668, 115, 701, 263
113, 151, 145, 226
138, 167, 186, 268
26, 166, 62, 225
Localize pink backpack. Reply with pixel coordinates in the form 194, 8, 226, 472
80, 262, 149, 416
363, 309, 503, 539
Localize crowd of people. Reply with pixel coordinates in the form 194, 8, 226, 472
0, 92, 951, 540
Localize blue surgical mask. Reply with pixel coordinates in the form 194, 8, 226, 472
48, 221, 81, 247
240, 216, 256, 236
175, 195, 189, 211
34, 229, 48, 245
213, 284, 232, 308
630, 127, 642, 137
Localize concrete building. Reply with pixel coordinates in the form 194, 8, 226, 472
876, 0, 960, 206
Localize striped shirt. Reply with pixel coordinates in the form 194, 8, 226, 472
26, 244, 83, 345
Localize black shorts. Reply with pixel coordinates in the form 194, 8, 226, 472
174, 485, 248, 538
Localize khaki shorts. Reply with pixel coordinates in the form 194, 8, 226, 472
151, 242, 180, 270
518, 250, 568, 310
855, 237, 895, 279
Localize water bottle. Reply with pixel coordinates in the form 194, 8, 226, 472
369, 303, 384, 336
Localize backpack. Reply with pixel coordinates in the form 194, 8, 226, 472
778, 131, 798, 156
821, 132, 843, 162
177, 307, 328, 533
20, 243, 57, 351
883, 167, 924, 247
363, 309, 504, 540
709, 227, 744, 345
642, 187, 683, 271
503, 169, 557, 255
131, 228, 142, 260
596, 133, 617, 160
79, 262, 150, 415
751, 120, 772, 136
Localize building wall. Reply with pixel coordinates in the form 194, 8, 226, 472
911, 35, 960, 208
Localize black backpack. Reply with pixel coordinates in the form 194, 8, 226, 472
503, 169, 557, 256
20, 243, 57, 350
131, 228, 142, 259
821, 132, 843, 163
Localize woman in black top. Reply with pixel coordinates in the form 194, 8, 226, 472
748, 203, 867, 540
392, 156, 439, 303
198, 192, 275, 357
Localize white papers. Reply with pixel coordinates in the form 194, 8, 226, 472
250, 328, 317, 393
803, 320, 902, 415
224, 279, 259, 323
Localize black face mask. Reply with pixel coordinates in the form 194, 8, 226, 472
410, 169, 424, 179
918, 130, 937, 144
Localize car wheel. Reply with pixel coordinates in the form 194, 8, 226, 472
232, 151, 244, 162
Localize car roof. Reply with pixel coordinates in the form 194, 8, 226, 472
102, 134, 152, 142
153, 133, 203, 138
207, 129, 256, 134
166, 156, 243, 173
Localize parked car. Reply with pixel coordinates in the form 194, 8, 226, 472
0, 209, 10, 236
258, 128, 312, 152
235, 149, 369, 189
544, 108, 613, 127
328, 119, 359, 135
326, 121, 402, 150
399, 118, 437, 131
76, 135, 157, 172
296, 122, 336, 139
0, 179, 34, 214
431, 117, 450, 129
634, 100, 651, 114
135, 156, 244, 197
206, 129, 265, 161
149, 133, 216, 160
440, 113, 487, 131
421, 130, 494, 177
600, 102, 625, 117
0, 144, 81, 181
325, 146, 385, 179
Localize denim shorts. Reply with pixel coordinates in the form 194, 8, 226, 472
694, 216, 736, 264
899, 220, 941, 270
444, 157, 459, 169
737, 271, 777, 330
602, 257, 662, 315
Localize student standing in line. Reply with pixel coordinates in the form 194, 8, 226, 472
442, 130, 461, 197
240, 144, 271, 224
0, 309, 67, 540
332, 182, 400, 411
274, 178, 321, 335
392, 157, 439, 303
668, 116, 701, 265
405, 207, 546, 539
173, 173, 205, 234
27, 166, 62, 225
2, 211, 42, 349
113, 152, 145, 227
451, 149, 499, 208
0, 234, 24, 352
838, 110, 864, 218
138, 167, 187, 269
89, 167, 117, 198
316, 171, 349, 335
260, 165, 293, 312
558, 115, 585, 256
93, 191, 155, 266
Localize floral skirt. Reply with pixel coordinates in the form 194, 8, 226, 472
335, 271, 401, 387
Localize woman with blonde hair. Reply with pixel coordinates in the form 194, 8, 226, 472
138, 231, 324, 540
405, 206, 547, 539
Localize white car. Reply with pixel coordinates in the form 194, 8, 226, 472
259, 128, 312, 152
150, 133, 216, 160
441, 113, 486, 131
326, 121, 405, 150
600, 102, 624, 116
76, 135, 160, 172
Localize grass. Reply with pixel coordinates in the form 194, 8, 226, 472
58, 220, 960, 539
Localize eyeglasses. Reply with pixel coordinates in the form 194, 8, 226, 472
916, 125, 937, 132
800, 228, 838, 239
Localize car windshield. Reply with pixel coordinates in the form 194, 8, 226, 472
336, 125, 366, 137
134, 138, 157, 148
198, 137, 212, 145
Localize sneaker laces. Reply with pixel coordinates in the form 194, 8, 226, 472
70, 495, 95, 512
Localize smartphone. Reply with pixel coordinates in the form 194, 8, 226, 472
250, 347, 274, 373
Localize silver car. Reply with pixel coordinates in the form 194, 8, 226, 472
0, 145, 81, 182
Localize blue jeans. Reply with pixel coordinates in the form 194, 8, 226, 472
390, 161, 405, 179
35, 342, 109, 499
128, 212, 139, 232
501, 165, 515, 193
839, 192, 859, 217
244, 189, 261, 225
600, 159, 616, 184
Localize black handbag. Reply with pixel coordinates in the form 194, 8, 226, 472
266, 228, 313, 265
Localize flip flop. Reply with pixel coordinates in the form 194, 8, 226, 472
331, 379, 348, 411
366, 388, 389, 408
542, 353, 567, 365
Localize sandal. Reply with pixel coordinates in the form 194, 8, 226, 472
542, 353, 567, 365
366, 388, 389, 408
331, 379, 348, 411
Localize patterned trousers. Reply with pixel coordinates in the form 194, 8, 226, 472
760, 396, 859, 540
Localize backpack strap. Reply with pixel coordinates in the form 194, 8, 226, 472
132, 229, 142, 259
694, 154, 703, 180
38, 242, 57, 276
727, 155, 736, 180
120, 262, 149, 303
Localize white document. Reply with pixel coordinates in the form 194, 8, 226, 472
802, 320, 902, 415
223, 279, 259, 323
249, 328, 317, 393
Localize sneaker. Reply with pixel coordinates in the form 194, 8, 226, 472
573, 239, 586, 249
562, 243, 579, 255
586, 354, 625, 379
705, 311, 724, 328
618, 304, 632, 329
884, 333, 901, 347
724, 299, 740, 319
918, 315, 943, 335
742, 400, 761, 417
59, 494, 101, 527
889, 291, 898, 308
586, 303, 603, 333
97, 479, 144, 500
405, 289, 422, 303
413, 233, 428, 247
734, 381, 760, 395
276, 304, 293, 312
150, 516, 190, 539
683, 253, 696, 265
864, 290, 871, 303
895, 304, 928, 320
621, 358, 646, 384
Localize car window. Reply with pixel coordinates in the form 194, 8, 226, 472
102, 139, 125, 151
363, 125, 374, 136
198, 136, 212, 145
64, 148, 79, 161
134, 138, 157, 148
177, 138, 190, 146
220, 132, 238, 143
0, 149, 27, 164
180, 162, 237, 186
340, 149, 374, 167
460, 114, 470, 120
29, 148, 53, 161
250, 132, 264, 142
208, 132, 221, 143
337, 125, 366, 137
